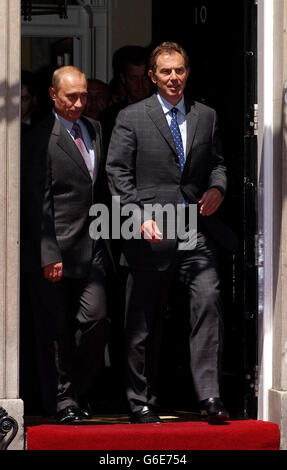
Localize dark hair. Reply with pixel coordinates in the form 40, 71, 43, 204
113, 45, 148, 76
148, 42, 190, 73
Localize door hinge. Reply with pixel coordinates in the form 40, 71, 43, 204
249, 103, 258, 136
254, 233, 260, 266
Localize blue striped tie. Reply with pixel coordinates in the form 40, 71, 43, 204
170, 107, 185, 171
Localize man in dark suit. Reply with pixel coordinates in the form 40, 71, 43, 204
22, 66, 112, 424
99, 45, 153, 154
106, 42, 235, 424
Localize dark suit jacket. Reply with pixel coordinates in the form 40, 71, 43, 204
99, 99, 130, 155
21, 113, 112, 278
106, 93, 237, 270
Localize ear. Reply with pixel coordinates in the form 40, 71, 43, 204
148, 69, 157, 85
49, 86, 56, 101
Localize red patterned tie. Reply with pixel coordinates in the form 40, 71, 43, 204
72, 122, 93, 179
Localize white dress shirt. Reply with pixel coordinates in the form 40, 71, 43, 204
54, 111, 95, 172
156, 93, 187, 159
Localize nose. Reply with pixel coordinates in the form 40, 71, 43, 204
170, 70, 177, 80
75, 96, 85, 108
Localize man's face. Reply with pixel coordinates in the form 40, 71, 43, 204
49, 72, 87, 122
121, 63, 152, 103
85, 81, 110, 119
148, 51, 190, 106
21, 85, 34, 122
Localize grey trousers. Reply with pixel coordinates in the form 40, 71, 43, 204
125, 230, 223, 413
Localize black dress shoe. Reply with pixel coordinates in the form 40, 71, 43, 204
56, 406, 84, 425
130, 406, 162, 424
199, 397, 230, 424
78, 400, 94, 419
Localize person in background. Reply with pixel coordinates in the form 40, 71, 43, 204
21, 70, 37, 133
96, 46, 154, 412
85, 79, 111, 120
99, 45, 153, 154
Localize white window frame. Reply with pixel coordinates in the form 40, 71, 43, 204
21, 2, 109, 81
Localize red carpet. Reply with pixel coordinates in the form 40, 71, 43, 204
26, 420, 280, 450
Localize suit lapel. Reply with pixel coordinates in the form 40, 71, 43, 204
81, 116, 101, 183
185, 98, 199, 159
146, 95, 177, 154
146, 95, 200, 170
53, 118, 91, 181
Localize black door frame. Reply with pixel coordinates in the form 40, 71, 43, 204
152, 0, 258, 418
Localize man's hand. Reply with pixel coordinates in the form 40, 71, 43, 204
43, 262, 63, 283
141, 220, 163, 242
198, 188, 223, 216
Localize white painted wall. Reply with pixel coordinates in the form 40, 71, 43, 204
108, 0, 152, 79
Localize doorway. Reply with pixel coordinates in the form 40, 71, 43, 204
152, 0, 258, 418
20, 0, 258, 420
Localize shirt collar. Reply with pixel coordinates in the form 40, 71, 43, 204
53, 109, 80, 133
157, 93, 186, 116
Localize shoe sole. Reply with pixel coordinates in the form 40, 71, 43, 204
207, 414, 230, 425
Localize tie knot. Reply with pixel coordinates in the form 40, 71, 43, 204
72, 122, 81, 137
171, 107, 178, 116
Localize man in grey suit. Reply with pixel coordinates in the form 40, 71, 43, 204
106, 42, 234, 424
22, 66, 112, 424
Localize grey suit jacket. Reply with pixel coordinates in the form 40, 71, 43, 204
21, 113, 112, 278
106, 93, 237, 270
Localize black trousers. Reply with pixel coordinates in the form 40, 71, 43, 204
125, 230, 223, 413
24, 263, 110, 415
52, 264, 110, 411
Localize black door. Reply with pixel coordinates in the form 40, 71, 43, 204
153, 0, 258, 418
